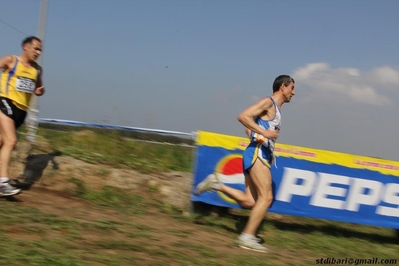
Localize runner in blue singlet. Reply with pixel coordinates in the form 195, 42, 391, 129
195, 75, 295, 253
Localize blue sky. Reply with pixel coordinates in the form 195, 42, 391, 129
1, 0, 398, 160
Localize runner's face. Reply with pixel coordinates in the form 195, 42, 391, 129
282, 82, 295, 103
24, 40, 42, 62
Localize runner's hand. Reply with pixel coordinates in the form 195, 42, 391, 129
34, 86, 45, 96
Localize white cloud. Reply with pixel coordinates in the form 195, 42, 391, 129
292, 63, 398, 107
369, 66, 399, 88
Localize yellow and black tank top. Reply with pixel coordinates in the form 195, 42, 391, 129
0, 56, 39, 111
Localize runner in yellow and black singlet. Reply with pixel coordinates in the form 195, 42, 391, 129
0, 36, 45, 196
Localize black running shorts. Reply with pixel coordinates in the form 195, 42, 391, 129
0, 97, 27, 129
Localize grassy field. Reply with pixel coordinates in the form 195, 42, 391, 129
36, 127, 194, 174
2, 126, 397, 266
1, 186, 398, 266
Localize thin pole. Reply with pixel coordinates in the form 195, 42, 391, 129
26, 0, 48, 142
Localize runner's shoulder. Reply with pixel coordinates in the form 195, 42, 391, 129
0, 55, 15, 69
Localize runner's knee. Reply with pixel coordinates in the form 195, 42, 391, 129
257, 192, 273, 207
3, 136, 17, 148
266, 193, 273, 206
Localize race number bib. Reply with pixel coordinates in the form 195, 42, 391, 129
16, 76, 35, 93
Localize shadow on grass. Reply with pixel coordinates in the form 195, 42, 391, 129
192, 201, 399, 245
11, 151, 62, 190
192, 201, 239, 234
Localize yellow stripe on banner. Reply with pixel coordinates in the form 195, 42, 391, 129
196, 130, 250, 151
274, 143, 399, 177
196, 131, 399, 177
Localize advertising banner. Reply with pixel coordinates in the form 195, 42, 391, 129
191, 131, 399, 229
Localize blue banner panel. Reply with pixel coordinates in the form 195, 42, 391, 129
192, 131, 399, 229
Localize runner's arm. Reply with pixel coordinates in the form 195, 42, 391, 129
0, 55, 13, 70
36, 65, 43, 88
245, 128, 251, 138
237, 97, 275, 138
34, 65, 45, 96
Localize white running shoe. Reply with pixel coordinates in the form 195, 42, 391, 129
0, 182, 21, 197
194, 174, 220, 195
236, 236, 269, 253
